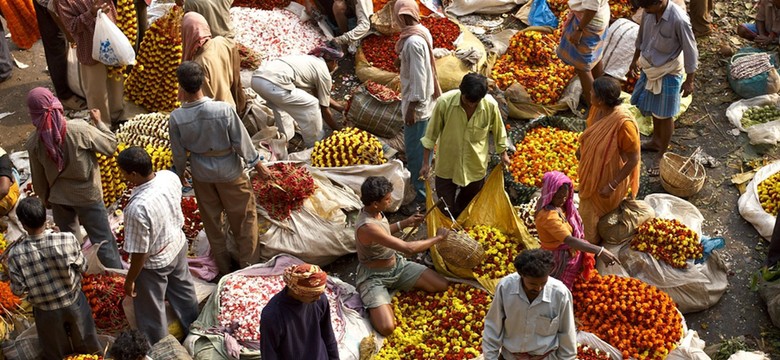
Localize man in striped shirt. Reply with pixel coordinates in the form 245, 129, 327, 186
118, 146, 199, 345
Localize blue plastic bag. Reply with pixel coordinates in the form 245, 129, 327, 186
528, 0, 559, 28
694, 236, 726, 264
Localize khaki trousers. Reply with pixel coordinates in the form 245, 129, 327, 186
192, 173, 260, 275
689, 0, 713, 35
80, 62, 125, 125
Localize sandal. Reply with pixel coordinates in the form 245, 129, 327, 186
647, 167, 660, 177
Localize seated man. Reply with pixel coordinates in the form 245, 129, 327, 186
309, 0, 373, 52
737, 0, 780, 46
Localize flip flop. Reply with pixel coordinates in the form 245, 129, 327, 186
647, 167, 660, 177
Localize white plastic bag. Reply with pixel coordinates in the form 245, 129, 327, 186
92, 10, 136, 66
667, 329, 710, 360
738, 161, 780, 239
644, 194, 705, 236
446, 0, 528, 16
576, 331, 623, 360
725, 94, 780, 145
67, 46, 86, 98
315, 160, 411, 212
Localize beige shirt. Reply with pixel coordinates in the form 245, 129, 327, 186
27, 119, 117, 206
185, 0, 234, 38
757, 0, 780, 35
399, 34, 436, 122
482, 273, 577, 360
193, 36, 246, 113
568, 0, 610, 30
254, 55, 333, 107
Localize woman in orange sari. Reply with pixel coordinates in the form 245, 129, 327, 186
535, 171, 620, 289
578, 76, 641, 244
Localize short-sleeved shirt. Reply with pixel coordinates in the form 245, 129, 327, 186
253, 55, 333, 107
568, 0, 610, 30
757, 0, 780, 35
7, 232, 86, 311
535, 208, 573, 250
123, 170, 187, 269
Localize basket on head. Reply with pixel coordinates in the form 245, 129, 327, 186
659, 152, 706, 198
435, 230, 486, 269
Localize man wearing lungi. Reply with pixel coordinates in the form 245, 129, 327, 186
557, 0, 611, 108
629, 0, 698, 176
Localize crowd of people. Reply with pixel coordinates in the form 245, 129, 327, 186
0, 0, 778, 358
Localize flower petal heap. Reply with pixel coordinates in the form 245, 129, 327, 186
632, 218, 703, 269
311, 127, 386, 167
467, 225, 518, 279
509, 127, 580, 188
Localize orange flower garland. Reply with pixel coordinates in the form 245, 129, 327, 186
0, 281, 21, 315
374, 284, 491, 359
573, 274, 683, 359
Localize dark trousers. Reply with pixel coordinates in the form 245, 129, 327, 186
135, 0, 148, 49
33, 291, 101, 359
0, 22, 12, 81
52, 201, 123, 269
33, 1, 75, 100
435, 176, 485, 219
769, 216, 780, 267
134, 245, 200, 345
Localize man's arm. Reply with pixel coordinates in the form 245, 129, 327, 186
122, 208, 152, 297
319, 296, 340, 359
678, 18, 699, 97
553, 291, 577, 360
58, 0, 110, 39
227, 107, 261, 168
419, 100, 445, 179
85, 110, 118, 156
334, 0, 372, 45
490, 101, 510, 167
260, 309, 281, 360
28, 148, 50, 205
482, 282, 506, 360
168, 114, 188, 180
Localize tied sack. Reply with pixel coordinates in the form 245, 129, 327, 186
597, 199, 655, 245
728, 48, 780, 99
346, 81, 404, 139
92, 9, 136, 66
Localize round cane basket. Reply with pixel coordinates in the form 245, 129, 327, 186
435, 231, 486, 269
659, 152, 706, 198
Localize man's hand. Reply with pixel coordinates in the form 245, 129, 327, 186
407, 213, 425, 226
91, 0, 111, 16
254, 163, 273, 180
88, 109, 102, 125
419, 163, 430, 181
570, 29, 584, 46
628, 61, 640, 78
681, 77, 695, 97
756, 34, 776, 46
180, 175, 192, 188
404, 108, 415, 126
500, 152, 511, 169
435, 227, 450, 240
124, 279, 136, 298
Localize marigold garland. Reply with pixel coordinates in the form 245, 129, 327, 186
632, 218, 703, 269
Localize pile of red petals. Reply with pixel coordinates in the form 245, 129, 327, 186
251, 163, 317, 221
217, 274, 345, 343
237, 42, 263, 70
82, 273, 128, 332
365, 80, 401, 101
577, 344, 612, 360
233, 0, 291, 10
420, 17, 459, 50
181, 197, 202, 239
230, 7, 326, 62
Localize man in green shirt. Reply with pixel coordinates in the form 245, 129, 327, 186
420, 73, 510, 218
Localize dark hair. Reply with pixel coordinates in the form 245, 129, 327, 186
177, 61, 204, 94
109, 330, 151, 360
117, 146, 153, 177
636, 0, 662, 8
360, 176, 394, 206
593, 76, 623, 108
514, 249, 554, 278
16, 197, 46, 229
459, 73, 488, 103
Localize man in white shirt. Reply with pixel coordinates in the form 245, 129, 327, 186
118, 146, 200, 345
483, 249, 577, 360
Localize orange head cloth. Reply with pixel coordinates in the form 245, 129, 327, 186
283, 264, 328, 297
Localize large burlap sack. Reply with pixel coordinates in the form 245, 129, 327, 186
2, 326, 113, 360
738, 161, 780, 239
426, 166, 538, 293
597, 199, 655, 245
356, 21, 487, 93
315, 159, 410, 212
256, 168, 362, 265
346, 82, 403, 138
725, 94, 780, 145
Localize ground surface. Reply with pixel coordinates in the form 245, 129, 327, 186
1, 1, 778, 355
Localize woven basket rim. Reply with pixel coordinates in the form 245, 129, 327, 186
437, 231, 486, 268
660, 152, 706, 190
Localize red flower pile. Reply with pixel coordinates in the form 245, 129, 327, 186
420, 17, 459, 50
237, 42, 262, 70
577, 344, 612, 360
251, 163, 317, 220
365, 80, 402, 101
0, 281, 21, 316
82, 273, 128, 332
233, 0, 292, 10
181, 197, 202, 239
372, 0, 433, 15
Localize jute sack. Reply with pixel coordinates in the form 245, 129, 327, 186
597, 199, 655, 245
346, 82, 403, 138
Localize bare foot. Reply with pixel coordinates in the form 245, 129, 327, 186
641, 140, 662, 152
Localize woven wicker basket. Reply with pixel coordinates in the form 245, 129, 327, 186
435, 231, 486, 269
659, 152, 706, 198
